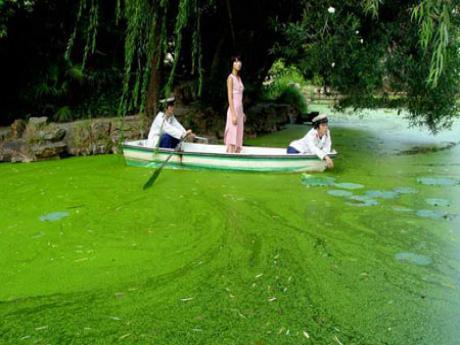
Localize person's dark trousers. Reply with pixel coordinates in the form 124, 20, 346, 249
159, 133, 180, 148
287, 146, 300, 154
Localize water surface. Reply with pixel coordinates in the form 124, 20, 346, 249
0, 107, 459, 344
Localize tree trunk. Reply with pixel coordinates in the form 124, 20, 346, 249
146, 62, 161, 120
145, 19, 163, 121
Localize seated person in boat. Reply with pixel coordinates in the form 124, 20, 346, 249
147, 96, 194, 148
287, 113, 334, 169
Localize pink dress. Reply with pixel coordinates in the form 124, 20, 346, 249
224, 74, 244, 149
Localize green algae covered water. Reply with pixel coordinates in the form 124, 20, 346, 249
1, 108, 459, 344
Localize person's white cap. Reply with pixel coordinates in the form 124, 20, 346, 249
160, 96, 176, 104
312, 113, 328, 124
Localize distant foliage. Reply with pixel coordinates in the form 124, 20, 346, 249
277, 0, 460, 132
0, 0, 36, 38
263, 60, 308, 114
1, 0, 459, 132
66, 0, 206, 115
278, 86, 308, 115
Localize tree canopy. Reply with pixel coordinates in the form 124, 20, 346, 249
0, 0, 459, 132
277, 0, 460, 131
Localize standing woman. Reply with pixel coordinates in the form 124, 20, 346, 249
224, 56, 245, 153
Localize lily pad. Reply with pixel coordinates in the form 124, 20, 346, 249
334, 182, 364, 190
416, 209, 447, 219
392, 207, 412, 213
327, 189, 354, 197
417, 177, 459, 186
425, 198, 450, 207
395, 252, 432, 266
364, 190, 399, 199
301, 174, 336, 187
393, 187, 418, 194
346, 195, 379, 207
39, 211, 69, 222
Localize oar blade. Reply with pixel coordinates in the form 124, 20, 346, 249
142, 168, 161, 190
142, 134, 188, 190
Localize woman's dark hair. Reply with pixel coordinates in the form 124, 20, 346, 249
231, 55, 241, 64
230, 55, 242, 74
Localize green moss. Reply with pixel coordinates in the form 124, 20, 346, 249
0, 117, 459, 344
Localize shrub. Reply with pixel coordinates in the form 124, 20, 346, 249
263, 60, 308, 114
278, 85, 308, 114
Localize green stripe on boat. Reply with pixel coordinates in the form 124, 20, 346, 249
122, 141, 331, 173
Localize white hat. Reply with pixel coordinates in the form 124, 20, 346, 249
160, 96, 176, 104
312, 113, 328, 124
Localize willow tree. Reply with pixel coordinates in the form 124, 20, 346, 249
278, 0, 460, 132
65, 0, 303, 119
66, 0, 459, 132
65, 0, 203, 118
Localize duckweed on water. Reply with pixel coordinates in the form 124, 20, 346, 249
425, 198, 451, 207
31, 231, 46, 239
395, 252, 433, 266
392, 206, 413, 212
416, 209, 448, 219
301, 174, 336, 186
393, 187, 418, 194
1, 117, 459, 344
364, 190, 399, 199
327, 189, 354, 197
334, 182, 365, 190
417, 177, 460, 186
346, 195, 379, 207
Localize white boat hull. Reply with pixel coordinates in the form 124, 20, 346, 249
123, 140, 335, 173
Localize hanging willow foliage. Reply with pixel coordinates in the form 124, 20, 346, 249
192, 0, 204, 96
345, 0, 456, 90
67, 0, 206, 116
164, 0, 191, 95
361, 0, 382, 18
118, 0, 154, 114
65, 0, 99, 69
412, 0, 457, 88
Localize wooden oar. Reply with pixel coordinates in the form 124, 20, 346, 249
142, 134, 189, 190
193, 135, 209, 143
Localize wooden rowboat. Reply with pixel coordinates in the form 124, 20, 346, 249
122, 140, 336, 173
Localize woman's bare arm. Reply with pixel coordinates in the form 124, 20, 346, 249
227, 76, 237, 125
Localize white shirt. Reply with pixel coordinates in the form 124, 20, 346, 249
289, 128, 332, 160
147, 111, 186, 147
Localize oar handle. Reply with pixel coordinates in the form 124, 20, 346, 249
193, 135, 209, 143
